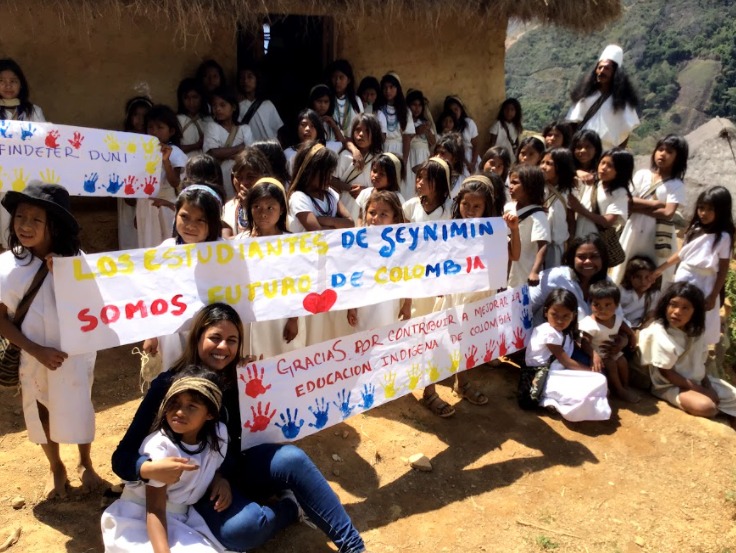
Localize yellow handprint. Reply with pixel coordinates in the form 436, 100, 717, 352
142, 137, 157, 155
426, 360, 441, 382
104, 134, 120, 152
381, 371, 399, 399
11, 168, 28, 192
407, 363, 422, 390
38, 168, 60, 184
145, 154, 160, 175
125, 141, 138, 154
448, 350, 461, 374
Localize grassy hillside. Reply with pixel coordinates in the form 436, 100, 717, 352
505, 0, 736, 153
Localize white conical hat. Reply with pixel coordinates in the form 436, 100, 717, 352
599, 44, 624, 67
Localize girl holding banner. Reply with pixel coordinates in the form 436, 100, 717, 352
112, 303, 371, 553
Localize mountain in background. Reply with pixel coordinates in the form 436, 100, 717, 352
505, 0, 736, 153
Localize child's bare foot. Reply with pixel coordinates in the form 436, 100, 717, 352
43, 465, 69, 499
78, 464, 104, 493
617, 387, 641, 403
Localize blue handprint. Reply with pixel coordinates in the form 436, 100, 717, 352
359, 384, 375, 409
20, 124, 34, 141
308, 398, 330, 429
275, 408, 304, 439
521, 308, 533, 329
83, 173, 99, 194
332, 389, 354, 419
106, 173, 123, 194
522, 286, 530, 306
0, 121, 12, 139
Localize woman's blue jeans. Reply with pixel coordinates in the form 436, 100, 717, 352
194, 443, 365, 553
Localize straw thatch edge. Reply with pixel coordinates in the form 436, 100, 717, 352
5, 0, 622, 42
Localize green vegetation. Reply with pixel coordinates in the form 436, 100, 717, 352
506, 0, 736, 152
725, 269, 736, 373
535, 535, 559, 549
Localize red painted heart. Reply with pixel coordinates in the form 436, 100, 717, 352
302, 290, 338, 314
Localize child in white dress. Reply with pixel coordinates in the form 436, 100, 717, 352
237, 65, 283, 142
376, 73, 415, 177
652, 186, 733, 346
101, 370, 229, 552
443, 96, 479, 173
540, 148, 576, 269
578, 281, 639, 402
143, 185, 225, 373
526, 288, 611, 422
357, 76, 380, 114
220, 148, 271, 238
639, 282, 736, 426
176, 78, 210, 159
0, 183, 100, 498
236, 178, 305, 358
137, 105, 188, 248
406, 89, 436, 183
489, 98, 522, 164
354, 153, 406, 225
619, 256, 660, 330
504, 165, 550, 288
569, 130, 603, 228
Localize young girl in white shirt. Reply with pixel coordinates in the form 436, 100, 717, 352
236, 64, 284, 142
540, 148, 577, 269
443, 95, 479, 173
489, 98, 522, 164
355, 153, 405, 225
406, 89, 436, 185
203, 86, 254, 200
376, 72, 415, 170
326, 59, 363, 145
176, 78, 210, 159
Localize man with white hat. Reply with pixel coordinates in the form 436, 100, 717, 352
566, 44, 641, 149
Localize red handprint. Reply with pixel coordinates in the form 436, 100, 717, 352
243, 402, 276, 433
68, 131, 84, 150
465, 344, 478, 369
498, 334, 508, 357
239, 365, 272, 399
45, 130, 60, 149
512, 327, 526, 350
143, 176, 158, 195
484, 339, 498, 363
123, 176, 137, 195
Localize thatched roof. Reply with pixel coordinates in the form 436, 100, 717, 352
13, 0, 622, 40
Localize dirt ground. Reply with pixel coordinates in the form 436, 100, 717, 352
1, 346, 736, 553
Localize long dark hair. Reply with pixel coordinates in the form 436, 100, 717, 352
210, 86, 240, 124
176, 78, 208, 118
598, 148, 633, 197
296, 108, 327, 146
570, 60, 640, 112
145, 104, 183, 147
650, 134, 688, 181
174, 185, 223, 243
326, 59, 360, 112
0, 59, 33, 120
288, 140, 338, 198
181, 154, 225, 201
570, 129, 603, 171
350, 113, 383, 156
371, 154, 402, 193
481, 146, 512, 182
684, 186, 735, 248
196, 59, 227, 92
123, 96, 153, 133
496, 98, 523, 134
564, 234, 610, 284
245, 179, 289, 234
170, 303, 244, 384
543, 288, 580, 341
377, 73, 408, 131
542, 121, 572, 149
252, 140, 290, 186
544, 148, 576, 194
452, 177, 495, 219
416, 158, 451, 208
435, 133, 465, 175
653, 282, 705, 337
509, 165, 546, 206
7, 203, 81, 262
153, 367, 225, 456
443, 96, 471, 133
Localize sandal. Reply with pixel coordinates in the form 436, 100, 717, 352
421, 392, 455, 418
453, 381, 489, 406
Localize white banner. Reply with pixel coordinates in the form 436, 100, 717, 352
0, 121, 161, 198
236, 286, 532, 449
54, 219, 508, 354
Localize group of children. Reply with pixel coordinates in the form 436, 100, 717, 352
2, 54, 736, 552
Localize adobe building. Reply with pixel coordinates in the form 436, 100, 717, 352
0, 0, 620, 250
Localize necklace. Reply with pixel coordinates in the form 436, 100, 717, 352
382, 105, 398, 133
237, 204, 248, 231
310, 192, 334, 217
335, 97, 353, 136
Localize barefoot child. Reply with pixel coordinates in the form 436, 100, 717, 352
525, 288, 611, 421
0, 183, 101, 498
639, 282, 736, 426
579, 281, 639, 402
101, 369, 229, 552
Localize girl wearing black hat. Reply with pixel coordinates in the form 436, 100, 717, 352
0, 182, 101, 499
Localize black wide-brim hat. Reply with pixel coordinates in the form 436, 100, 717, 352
2, 181, 79, 234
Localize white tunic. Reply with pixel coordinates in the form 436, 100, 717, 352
136, 145, 187, 249
620, 287, 660, 329
674, 232, 731, 345
489, 120, 518, 164
578, 313, 624, 359
334, 151, 376, 222
460, 118, 479, 166
101, 424, 228, 552
203, 122, 254, 200
355, 188, 405, 223
574, 182, 628, 239
640, 321, 736, 415
331, 96, 363, 143
527, 322, 611, 422
237, 99, 283, 142
176, 114, 210, 159
545, 187, 570, 269
566, 91, 640, 150
0, 252, 96, 444
610, 171, 685, 284
407, 117, 434, 186
504, 202, 551, 288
